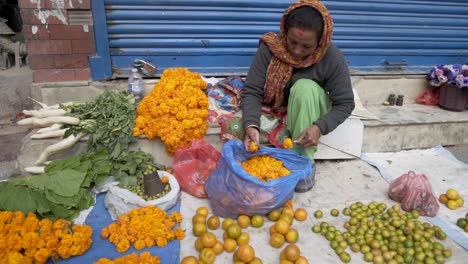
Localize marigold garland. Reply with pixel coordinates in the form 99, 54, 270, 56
133, 68, 208, 155
94, 252, 160, 264
241, 155, 291, 182
101, 206, 185, 253
0, 211, 93, 264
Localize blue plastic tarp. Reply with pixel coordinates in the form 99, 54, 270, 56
50, 193, 181, 264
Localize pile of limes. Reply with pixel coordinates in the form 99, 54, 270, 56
438, 188, 464, 210
456, 213, 468, 233
311, 201, 453, 264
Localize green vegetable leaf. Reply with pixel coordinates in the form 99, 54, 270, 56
17, 169, 86, 197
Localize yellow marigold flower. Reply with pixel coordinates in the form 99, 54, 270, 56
134, 68, 208, 155
241, 155, 291, 182
249, 141, 259, 152
283, 137, 293, 149
116, 239, 130, 253
133, 239, 146, 250
34, 248, 51, 263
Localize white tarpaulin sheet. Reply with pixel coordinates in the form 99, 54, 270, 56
362, 146, 468, 251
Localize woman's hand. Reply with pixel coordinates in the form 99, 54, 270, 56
294, 125, 321, 148
243, 126, 260, 152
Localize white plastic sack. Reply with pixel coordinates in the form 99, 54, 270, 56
104, 171, 180, 220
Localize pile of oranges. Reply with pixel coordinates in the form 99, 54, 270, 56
181, 204, 310, 264
438, 188, 464, 210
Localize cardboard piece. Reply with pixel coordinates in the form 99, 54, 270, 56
315, 118, 364, 160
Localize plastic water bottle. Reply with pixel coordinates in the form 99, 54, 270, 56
128, 68, 143, 105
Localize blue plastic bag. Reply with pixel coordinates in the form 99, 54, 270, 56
206, 140, 313, 218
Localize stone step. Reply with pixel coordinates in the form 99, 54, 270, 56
362, 104, 468, 152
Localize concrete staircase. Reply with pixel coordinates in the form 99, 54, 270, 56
16, 75, 468, 170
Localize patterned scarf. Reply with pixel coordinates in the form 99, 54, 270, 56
261, 0, 333, 110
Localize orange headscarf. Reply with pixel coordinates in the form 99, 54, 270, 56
261, 0, 333, 110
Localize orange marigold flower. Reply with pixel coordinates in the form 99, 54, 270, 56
249, 141, 259, 152
134, 68, 208, 155
161, 176, 169, 184
33, 248, 51, 263
283, 137, 293, 149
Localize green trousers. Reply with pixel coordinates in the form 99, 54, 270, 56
287, 79, 332, 160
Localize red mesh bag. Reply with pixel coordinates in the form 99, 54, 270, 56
173, 139, 221, 198
388, 171, 439, 217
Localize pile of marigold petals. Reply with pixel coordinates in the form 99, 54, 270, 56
133, 68, 208, 155
0, 211, 92, 264
100, 206, 185, 253
241, 155, 291, 182
94, 252, 160, 264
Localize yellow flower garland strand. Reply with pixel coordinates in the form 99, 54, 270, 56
94, 252, 160, 264
133, 68, 208, 155
101, 206, 185, 253
0, 211, 93, 264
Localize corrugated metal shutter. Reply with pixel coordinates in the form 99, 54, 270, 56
90, 0, 468, 80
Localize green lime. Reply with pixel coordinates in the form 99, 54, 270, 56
331, 208, 340, 217
314, 210, 323, 218
457, 218, 467, 229
312, 225, 321, 233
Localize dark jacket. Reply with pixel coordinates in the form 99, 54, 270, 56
241, 42, 355, 135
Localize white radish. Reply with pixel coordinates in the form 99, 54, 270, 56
34, 132, 85, 165
24, 166, 45, 174
23, 109, 67, 118
17, 116, 80, 127
29, 97, 48, 109
36, 124, 63, 134
31, 129, 67, 139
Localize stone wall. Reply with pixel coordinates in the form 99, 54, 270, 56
18, 0, 94, 83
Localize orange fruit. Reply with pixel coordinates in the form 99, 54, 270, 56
455, 198, 464, 207
192, 214, 207, 225
236, 231, 250, 245
222, 218, 235, 230
447, 200, 458, 210
236, 244, 255, 263
294, 208, 308, 221
249, 257, 263, 264
279, 213, 294, 225
226, 223, 242, 239
275, 219, 290, 235
285, 228, 299, 243
200, 232, 217, 248
446, 189, 459, 200
295, 256, 309, 264
199, 247, 216, 264
251, 215, 264, 228
222, 231, 229, 241
207, 215, 220, 230
280, 249, 287, 260
439, 194, 448, 204
194, 238, 204, 252
212, 241, 224, 255
237, 215, 251, 229
282, 206, 295, 216
193, 223, 207, 237
180, 256, 199, 264
280, 259, 294, 264
196, 207, 209, 216
267, 209, 281, 221
269, 224, 278, 235
223, 238, 237, 253
284, 244, 300, 262
270, 232, 285, 248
